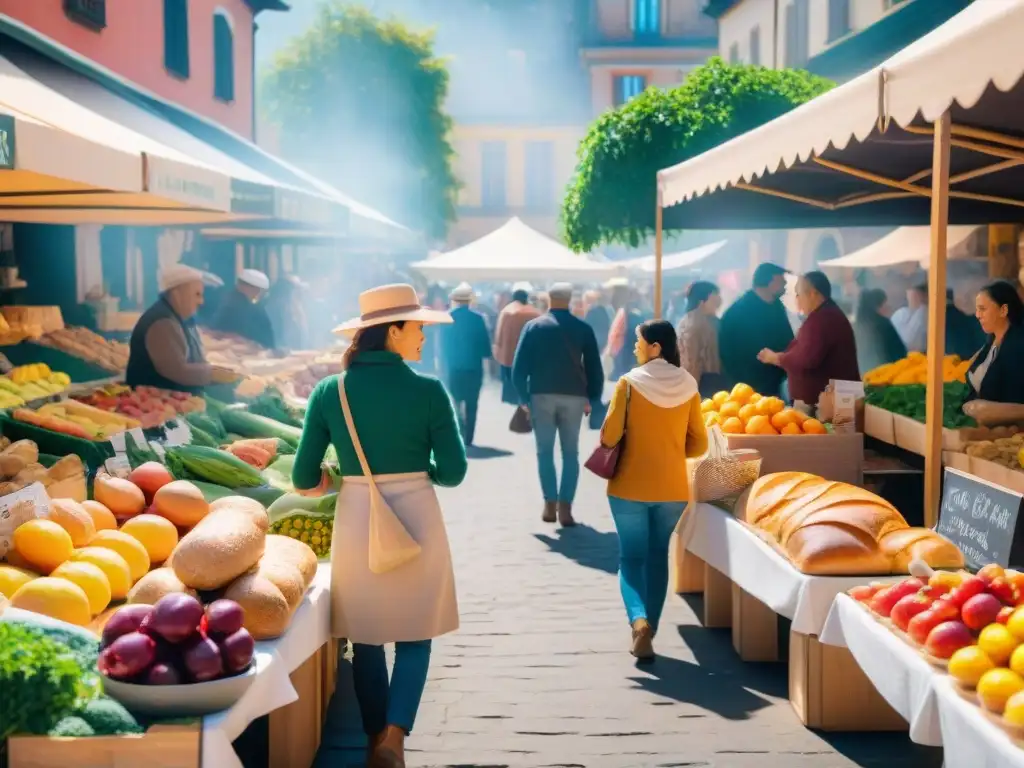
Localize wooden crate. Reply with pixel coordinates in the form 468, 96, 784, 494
269, 641, 330, 768
702, 563, 732, 629
7, 723, 200, 768
671, 535, 705, 594
0, 306, 63, 334
788, 632, 907, 731
731, 583, 779, 662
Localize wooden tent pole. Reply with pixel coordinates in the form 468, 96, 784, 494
925, 112, 952, 528
654, 190, 664, 320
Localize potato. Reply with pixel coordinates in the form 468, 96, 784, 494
127, 567, 198, 605
170, 504, 267, 591
263, 535, 317, 585
222, 573, 291, 640
210, 496, 270, 532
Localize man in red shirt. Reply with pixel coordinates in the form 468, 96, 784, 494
758, 271, 859, 407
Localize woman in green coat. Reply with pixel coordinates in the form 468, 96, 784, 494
292, 284, 467, 768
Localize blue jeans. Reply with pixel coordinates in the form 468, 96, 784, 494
608, 497, 686, 633
351, 640, 431, 735
531, 394, 587, 503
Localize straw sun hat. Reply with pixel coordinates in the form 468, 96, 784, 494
333, 283, 453, 337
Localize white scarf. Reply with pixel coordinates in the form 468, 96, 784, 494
623, 358, 699, 409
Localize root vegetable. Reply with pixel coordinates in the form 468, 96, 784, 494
169, 499, 268, 591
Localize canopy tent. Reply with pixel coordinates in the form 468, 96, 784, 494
0, 17, 408, 243
620, 240, 728, 274
410, 218, 612, 283
0, 51, 241, 223
819, 226, 977, 269
651, 0, 1024, 526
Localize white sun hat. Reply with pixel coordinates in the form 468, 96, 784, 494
238, 269, 270, 291
449, 282, 475, 302
159, 263, 223, 293
333, 283, 453, 337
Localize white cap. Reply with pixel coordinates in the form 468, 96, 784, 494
512, 281, 534, 294
604, 277, 630, 289
450, 282, 475, 302
238, 269, 270, 291
548, 283, 574, 301
159, 264, 222, 293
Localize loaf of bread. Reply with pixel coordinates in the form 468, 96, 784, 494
743, 472, 964, 575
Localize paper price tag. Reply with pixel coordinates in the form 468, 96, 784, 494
104, 455, 132, 479
0, 482, 49, 518
164, 418, 192, 447
149, 440, 166, 459
108, 432, 126, 453
129, 427, 146, 446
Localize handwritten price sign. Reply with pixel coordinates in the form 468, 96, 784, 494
938, 467, 1023, 571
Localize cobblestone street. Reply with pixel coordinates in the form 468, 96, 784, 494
317, 385, 943, 768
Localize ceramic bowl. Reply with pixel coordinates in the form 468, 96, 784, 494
102, 664, 257, 717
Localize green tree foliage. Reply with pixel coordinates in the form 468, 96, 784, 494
561, 58, 834, 252
261, 3, 459, 239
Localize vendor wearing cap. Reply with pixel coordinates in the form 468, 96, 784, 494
209, 269, 276, 349
126, 264, 237, 393
439, 283, 492, 446
493, 281, 540, 405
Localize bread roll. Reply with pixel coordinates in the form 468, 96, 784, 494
881, 529, 965, 572
223, 573, 291, 640
743, 472, 819, 526
786, 523, 892, 575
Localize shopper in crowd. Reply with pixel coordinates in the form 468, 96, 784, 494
126, 264, 237, 393
599, 319, 707, 662
415, 285, 448, 376
512, 283, 604, 526
439, 283, 492, 447
718, 263, 794, 397
208, 269, 276, 349
946, 287, 987, 360
292, 283, 466, 768
853, 288, 907, 374
606, 285, 648, 380
675, 280, 725, 396
891, 282, 928, 353
758, 271, 859, 406
265, 274, 309, 352
968, 280, 1024, 404
584, 289, 612, 352
492, 282, 541, 405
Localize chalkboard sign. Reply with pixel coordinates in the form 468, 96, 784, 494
937, 467, 1024, 570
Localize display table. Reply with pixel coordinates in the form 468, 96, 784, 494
203, 564, 334, 768
820, 594, 942, 745
935, 677, 1024, 768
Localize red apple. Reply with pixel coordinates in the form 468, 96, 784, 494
891, 594, 935, 632
908, 600, 960, 645
989, 577, 1019, 606
948, 575, 987, 607
961, 593, 1004, 631
925, 621, 974, 659
998, 606, 1015, 625
978, 564, 1006, 584
869, 578, 925, 617
849, 585, 879, 602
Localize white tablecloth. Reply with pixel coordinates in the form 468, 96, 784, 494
680, 503, 885, 634
820, 594, 942, 746
935, 677, 1024, 768
202, 564, 333, 768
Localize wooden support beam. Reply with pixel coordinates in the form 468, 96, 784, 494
924, 112, 952, 528
654, 192, 663, 320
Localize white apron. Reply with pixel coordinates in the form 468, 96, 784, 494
330, 472, 459, 645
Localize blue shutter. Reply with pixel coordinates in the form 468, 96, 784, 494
164, 0, 190, 78
214, 14, 235, 102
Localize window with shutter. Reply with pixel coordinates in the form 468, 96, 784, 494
524, 141, 554, 210
729, 43, 739, 64
613, 74, 647, 107
827, 0, 850, 43
481, 142, 507, 209
213, 12, 234, 102
749, 26, 761, 66
783, 0, 809, 68
164, 0, 190, 78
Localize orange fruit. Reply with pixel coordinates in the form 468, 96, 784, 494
721, 417, 745, 434
745, 414, 770, 434
748, 393, 762, 405
704, 412, 721, 427
770, 410, 795, 431
755, 396, 785, 416
781, 422, 802, 435
802, 418, 827, 435
712, 391, 730, 407
760, 423, 780, 435
81, 501, 118, 533
719, 401, 741, 419
789, 408, 809, 424
120, 514, 179, 565
700, 398, 715, 413
737, 403, 757, 423
730, 383, 754, 404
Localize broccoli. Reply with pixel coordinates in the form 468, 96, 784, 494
79, 697, 143, 736
49, 716, 96, 738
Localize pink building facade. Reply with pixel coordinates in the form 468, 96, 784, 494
0, 0, 269, 138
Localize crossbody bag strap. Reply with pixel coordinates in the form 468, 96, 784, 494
337, 377, 379, 494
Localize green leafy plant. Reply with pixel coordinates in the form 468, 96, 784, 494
260, 2, 459, 240
561, 57, 834, 252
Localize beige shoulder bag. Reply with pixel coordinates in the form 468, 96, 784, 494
338, 378, 422, 574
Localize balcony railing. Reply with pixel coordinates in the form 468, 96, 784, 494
582, 30, 718, 49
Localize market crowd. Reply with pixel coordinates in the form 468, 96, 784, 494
123, 259, 1024, 768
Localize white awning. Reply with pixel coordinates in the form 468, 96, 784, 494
620, 240, 727, 273
657, 0, 1024, 208
819, 226, 977, 269
410, 218, 612, 282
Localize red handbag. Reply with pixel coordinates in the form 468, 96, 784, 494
584, 384, 630, 479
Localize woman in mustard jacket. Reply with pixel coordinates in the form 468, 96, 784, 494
599, 319, 708, 662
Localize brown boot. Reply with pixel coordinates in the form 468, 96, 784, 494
366, 731, 383, 763
370, 725, 406, 768
631, 618, 655, 662
557, 501, 576, 527
542, 501, 557, 523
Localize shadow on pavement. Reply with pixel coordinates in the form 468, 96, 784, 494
533, 523, 619, 575
465, 444, 513, 460
628, 653, 776, 721
677, 623, 788, 699
816, 732, 943, 768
